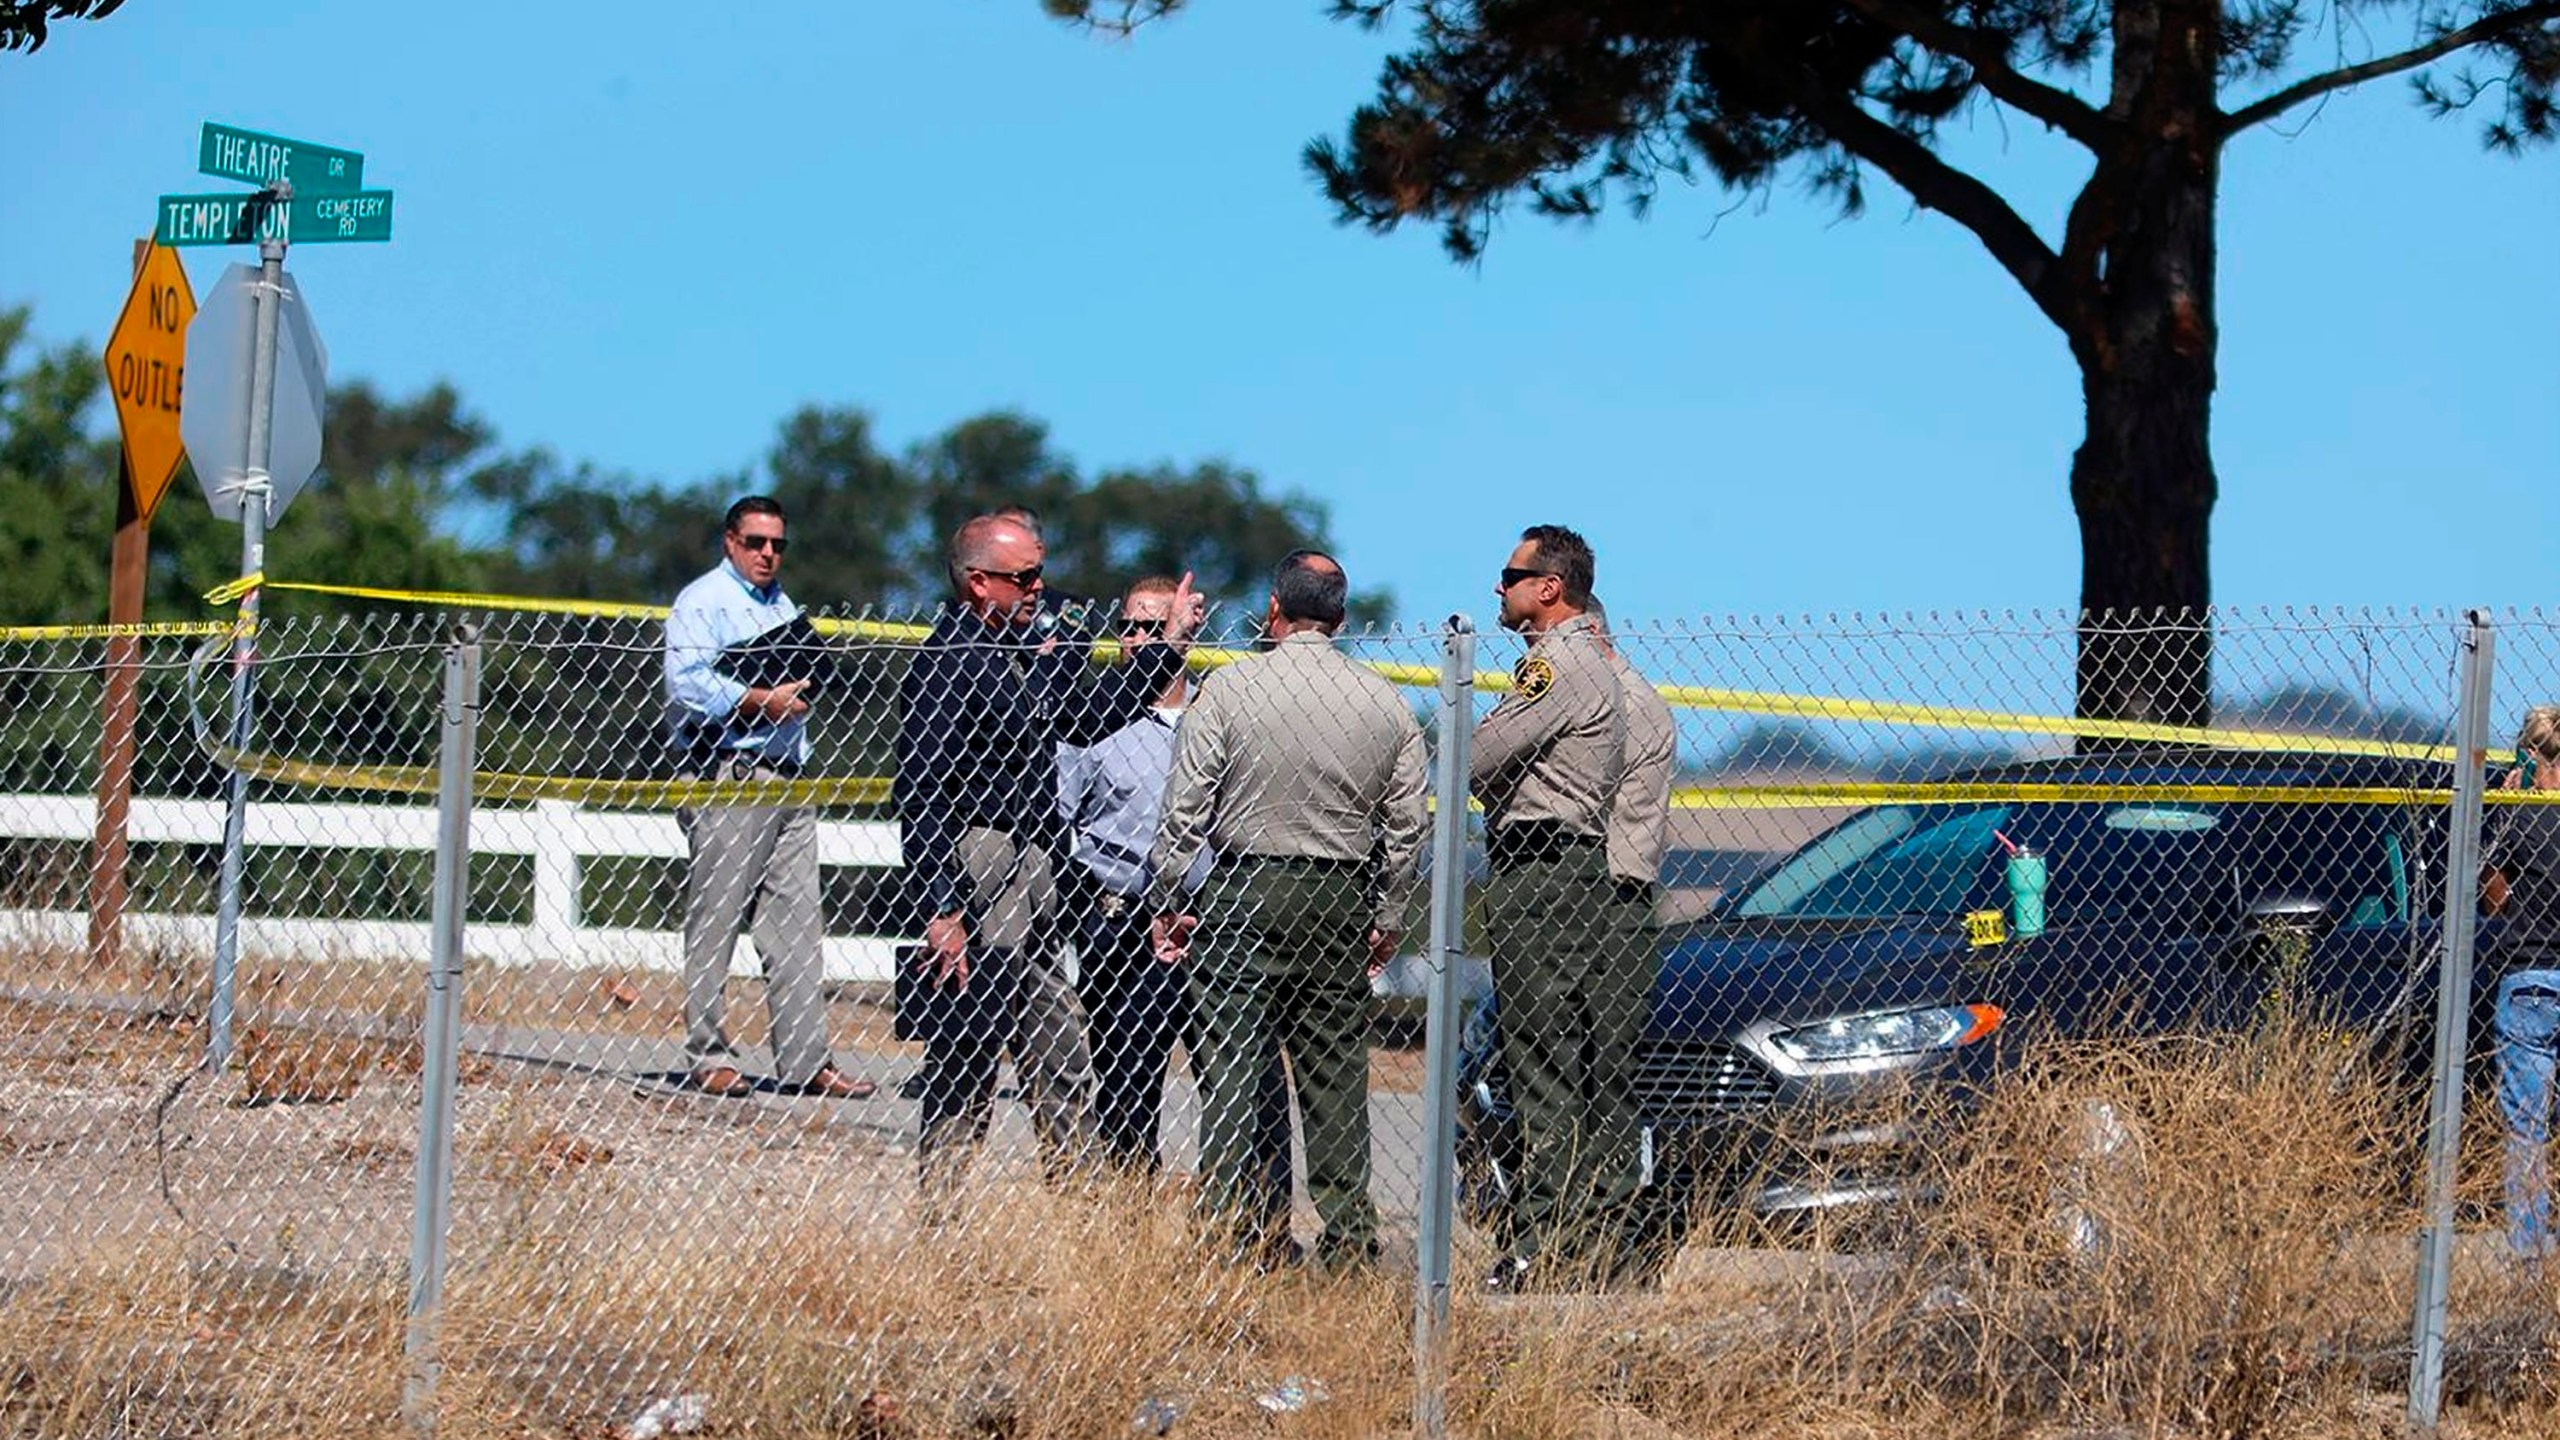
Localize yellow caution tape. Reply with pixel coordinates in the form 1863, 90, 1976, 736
216, 745, 894, 808
182, 574, 2468, 775
200, 572, 260, 606
1669, 781, 2467, 810
0, 619, 232, 643
219, 742, 2530, 814
1639, 682, 2460, 764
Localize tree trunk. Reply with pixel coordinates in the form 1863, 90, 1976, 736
2069, 328, 2217, 733
2067, 0, 2222, 735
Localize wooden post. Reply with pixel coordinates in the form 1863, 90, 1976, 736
87, 238, 153, 972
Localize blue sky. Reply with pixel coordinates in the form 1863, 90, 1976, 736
2, 3, 2552, 641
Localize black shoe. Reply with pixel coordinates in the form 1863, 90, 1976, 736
1482, 1254, 1535, 1294
1310, 1236, 1381, 1276
1234, 1236, 1307, 1275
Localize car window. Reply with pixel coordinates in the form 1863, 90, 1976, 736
2013, 801, 2411, 934
2225, 803, 2411, 929
2030, 807, 2229, 932
1732, 805, 2013, 920
1729, 795, 2420, 933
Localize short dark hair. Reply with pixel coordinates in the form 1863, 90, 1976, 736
1520, 524, 1594, 607
1270, 549, 1347, 628
725, 495, 785, 533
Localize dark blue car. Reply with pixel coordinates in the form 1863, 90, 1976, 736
1458, 749, 2467, 1233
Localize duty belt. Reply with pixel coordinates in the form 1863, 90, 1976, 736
1223, 852, 1364, 875
1487, 819, 1602, 870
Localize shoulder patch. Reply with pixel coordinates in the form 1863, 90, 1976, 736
1513, 655, 1555, 702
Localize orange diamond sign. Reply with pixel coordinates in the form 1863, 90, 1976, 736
101, 242, 196, 523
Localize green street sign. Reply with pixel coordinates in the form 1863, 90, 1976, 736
197, 122, 364, 194
155, 190, 395, 247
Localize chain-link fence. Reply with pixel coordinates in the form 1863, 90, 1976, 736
0, 600, 2552, 1437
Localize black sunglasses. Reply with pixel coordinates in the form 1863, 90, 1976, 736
1117, 615, 1167, 637
970, 563, 1044, 588
733, 533, 788, 555
1499, 567, 1555, 589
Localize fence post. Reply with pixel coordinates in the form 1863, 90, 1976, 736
1412, 614, 1475, 1440
2409, 607, 2494, 1435
530, 798, 580, 950
405, 622, 481, 1438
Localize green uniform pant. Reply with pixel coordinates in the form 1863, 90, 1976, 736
1487, 838, 1648, 1273
1188, 859, 1378, 1264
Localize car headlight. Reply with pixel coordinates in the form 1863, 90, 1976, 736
1767, 1004, 2004, 1065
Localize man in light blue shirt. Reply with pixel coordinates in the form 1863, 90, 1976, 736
1056, 577, 1206, 1170
662, 496, 871, 1101
1058, 578, 1289, 1188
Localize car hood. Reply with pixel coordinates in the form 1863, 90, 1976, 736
1650, 916, 1981, 1042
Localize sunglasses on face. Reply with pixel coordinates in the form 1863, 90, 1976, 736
971, 563, 1044, 588
732, 533, 788, 555
1500, 567, 1554, 589
1117, 615, 1168, 637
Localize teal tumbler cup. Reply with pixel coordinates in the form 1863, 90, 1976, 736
2006, 850, 2048, 938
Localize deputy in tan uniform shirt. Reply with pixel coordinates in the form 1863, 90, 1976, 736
1586, 594, 1677, 1280
1586, 596, 1676, 901
1151, 550, 1428, 1271
1472, 524, 1640, 1291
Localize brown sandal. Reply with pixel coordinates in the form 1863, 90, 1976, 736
801, 1066, 877, 1100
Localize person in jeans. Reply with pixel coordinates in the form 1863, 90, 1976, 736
2485, 703, 2560, 1261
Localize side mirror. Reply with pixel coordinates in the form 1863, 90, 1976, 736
2242, 894, 2335, 942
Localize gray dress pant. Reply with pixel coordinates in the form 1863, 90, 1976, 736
917, 826, 1096, 1196
679, 771, 835, 1087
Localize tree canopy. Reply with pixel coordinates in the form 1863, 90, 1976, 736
0, 304, 1387, 633
1048, 0, 2556, 726
0, 0, 122, 53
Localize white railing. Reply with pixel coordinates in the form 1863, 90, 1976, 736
0, 795, 908, 982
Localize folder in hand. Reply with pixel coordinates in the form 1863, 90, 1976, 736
714, 614, 840, 701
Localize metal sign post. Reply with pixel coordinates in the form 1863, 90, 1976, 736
204, 234, 287, 1070
163, 120, 387, 1069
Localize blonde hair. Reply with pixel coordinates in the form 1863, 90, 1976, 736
2521, 704, 2560, 765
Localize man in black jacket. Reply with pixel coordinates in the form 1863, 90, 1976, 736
895, 512, 1197, 1206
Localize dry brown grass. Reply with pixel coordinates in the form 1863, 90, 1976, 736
4, 981, 2560, 1436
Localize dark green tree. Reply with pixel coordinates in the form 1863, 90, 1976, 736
1055, 461, 1395, 630
8, 302, 1389, 629
471, 448, 724, 602
765, 405, 924, 609
131, 379, 501, 622
0, 308, 120, 626
1050, 0, 2557, 725
907, 412, 1082, 588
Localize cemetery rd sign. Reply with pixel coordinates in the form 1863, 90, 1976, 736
155, 189, 394, 247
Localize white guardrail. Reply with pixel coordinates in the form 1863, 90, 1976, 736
0, 795, 908, 982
